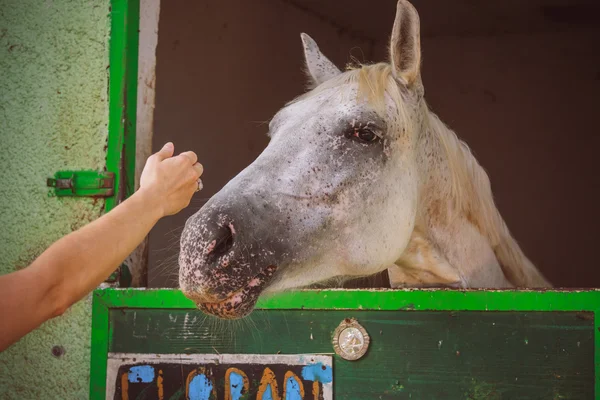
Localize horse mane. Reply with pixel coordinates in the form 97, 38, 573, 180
291, 62, 550, 287
428, 112, 552, 286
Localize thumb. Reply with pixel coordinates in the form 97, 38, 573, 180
154, 142, 174, 161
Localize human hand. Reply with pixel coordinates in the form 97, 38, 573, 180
139, 142, 204, 217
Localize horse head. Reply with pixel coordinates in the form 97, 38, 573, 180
178, 0, 550, 319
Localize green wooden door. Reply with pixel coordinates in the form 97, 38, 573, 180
91, 289, 599, 399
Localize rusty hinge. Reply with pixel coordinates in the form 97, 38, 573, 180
47, 170, 115, 197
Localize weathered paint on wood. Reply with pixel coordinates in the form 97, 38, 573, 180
94, 287, 600, 312
90, 289, 600, 398
109, 309, 594, 399
106, 353, 332, 399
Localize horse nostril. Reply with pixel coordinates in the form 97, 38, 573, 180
209, 223, 235, 260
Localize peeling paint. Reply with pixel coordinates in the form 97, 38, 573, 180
107, 353, 333, 399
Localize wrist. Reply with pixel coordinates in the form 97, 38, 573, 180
132, 187, 166, 221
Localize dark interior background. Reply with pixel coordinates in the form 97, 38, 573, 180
149, 0, 600, 288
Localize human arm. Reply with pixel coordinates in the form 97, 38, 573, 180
0, 142, 203, 352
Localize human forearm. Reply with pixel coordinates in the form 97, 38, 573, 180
40, 188, 163, 312
0, 189, 163, 352
0, 142, 202, 352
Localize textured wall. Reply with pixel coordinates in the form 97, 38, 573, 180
0, 0, 110, 397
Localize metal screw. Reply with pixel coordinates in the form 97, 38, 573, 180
51, 345, 65, 358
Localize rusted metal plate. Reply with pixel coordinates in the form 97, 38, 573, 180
106, 353, 333, 399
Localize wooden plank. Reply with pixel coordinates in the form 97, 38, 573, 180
90, 292, 110, 397
109, 309, 594, 399
94, 288, 600, 312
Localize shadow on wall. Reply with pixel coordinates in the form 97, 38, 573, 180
149, 0, 600, 288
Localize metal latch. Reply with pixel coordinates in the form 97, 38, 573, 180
47, 170, 115, 197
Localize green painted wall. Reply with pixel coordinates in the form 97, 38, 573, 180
0, 0, 111, 398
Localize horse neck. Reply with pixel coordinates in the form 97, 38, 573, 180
408, 105, 551, 288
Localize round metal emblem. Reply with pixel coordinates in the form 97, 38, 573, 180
332, 318, 370, 361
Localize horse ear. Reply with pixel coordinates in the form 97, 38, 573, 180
301, 33, 341, 88
389, 0, 422, 86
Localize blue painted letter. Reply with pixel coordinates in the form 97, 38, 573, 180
285, 376, 303, 400
229, 371, 244, 400
127, 365, 155, 383
301, 363, 332, 384
188, 374, 213, 400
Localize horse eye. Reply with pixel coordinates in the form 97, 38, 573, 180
344, 124, 381, 144
347, 128, 378, 143
357, 129, 376, 142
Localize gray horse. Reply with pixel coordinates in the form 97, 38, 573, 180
179, 0, 550, 319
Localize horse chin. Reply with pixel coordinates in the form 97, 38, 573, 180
195, 265, 277, 319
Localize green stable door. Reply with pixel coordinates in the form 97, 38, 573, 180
91, 289, 600, 399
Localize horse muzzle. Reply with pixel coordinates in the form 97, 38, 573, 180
179, 202, 284, 319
